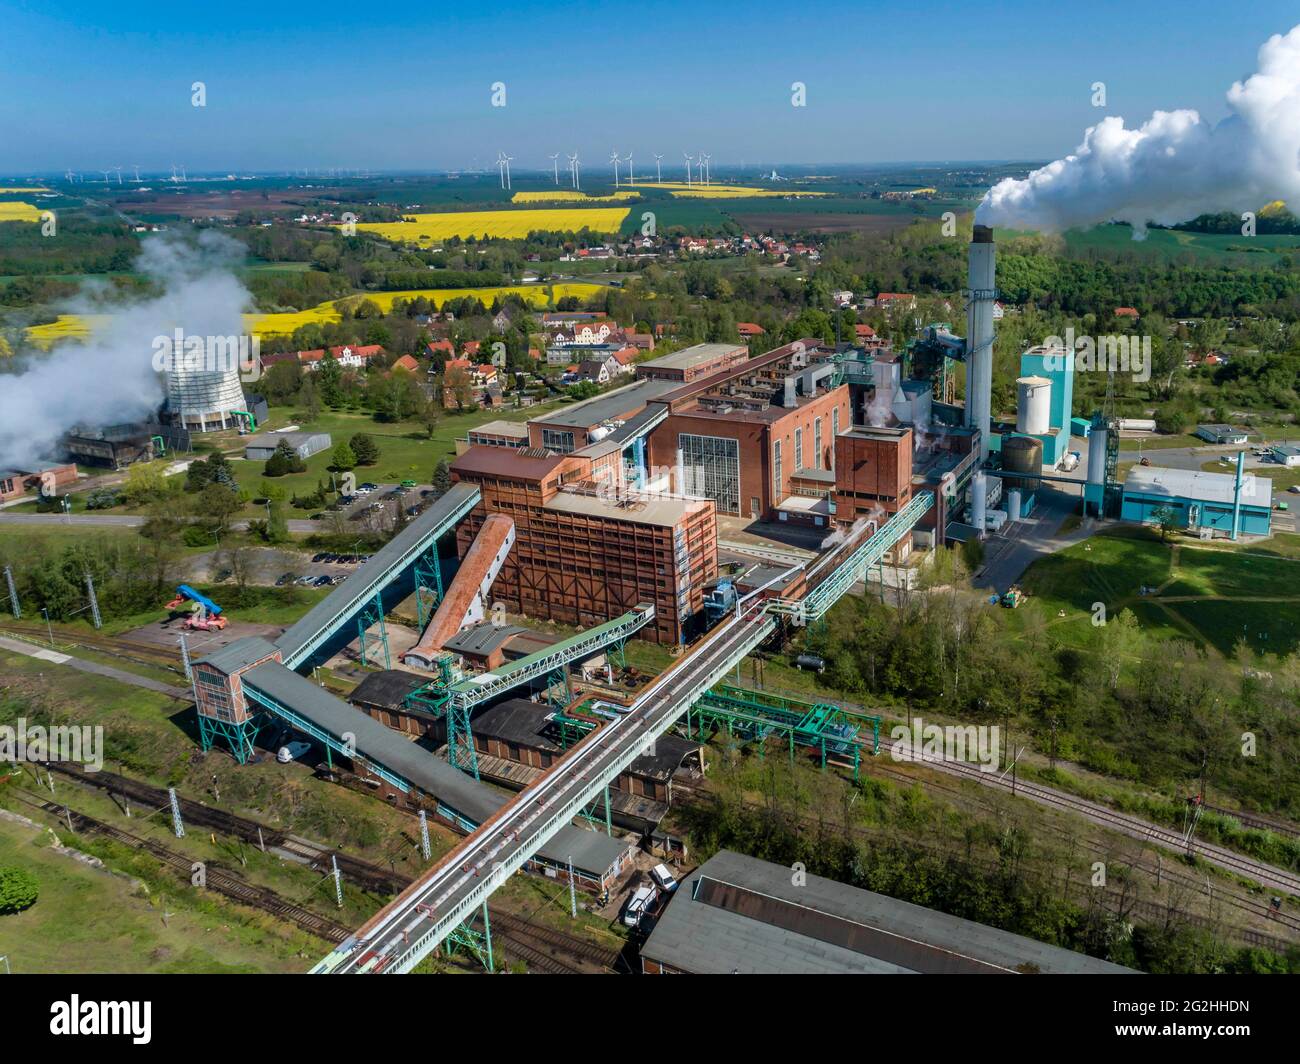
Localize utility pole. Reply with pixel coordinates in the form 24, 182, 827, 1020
179, 633, 192, 681
332, 855, 343, 908
418, 809, 431, 860
168, 787, 185, 838
567, 855, 577, 918
40, 608, 53, 646
3, 565, 19, 619
85, 573, 101, 630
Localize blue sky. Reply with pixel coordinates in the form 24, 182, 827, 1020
2, 0, 1297, 175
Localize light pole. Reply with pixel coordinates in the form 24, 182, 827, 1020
40, 608, 53, 646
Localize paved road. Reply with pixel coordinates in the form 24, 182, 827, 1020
973, 486, 1088, 591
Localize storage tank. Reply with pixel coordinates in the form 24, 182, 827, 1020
1007, 488, 1022, 522
970, 471, 987, 536
1087, 427, 1108, 487
1016, 376, 1052, 436
1002, 434, 1044, 495
1117, 418, 1156, 432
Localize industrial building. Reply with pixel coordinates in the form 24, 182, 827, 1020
640, 850, 1133, 974
1121, 463, 1273, 538
645, 340, 852, 522
1195, 424, 1249, 446
243, 430, 332, 462
634, 342, 749, 383
450, 445, 718, 643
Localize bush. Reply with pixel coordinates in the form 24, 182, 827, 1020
0, 865, 38, 914
182, 524, 214, 547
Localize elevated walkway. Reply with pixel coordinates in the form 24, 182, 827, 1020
275, 483, 481, 669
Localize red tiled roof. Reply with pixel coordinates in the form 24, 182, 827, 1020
390, 354, 419, 372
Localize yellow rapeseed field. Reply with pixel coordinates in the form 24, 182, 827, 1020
247, 283, 609, 335
353, 207, 630, 244
26, 285, 611, 343
0, 201, 44, 222
511, 190, 639, 203
624, 182, 826, 199
0, 187, 49, 193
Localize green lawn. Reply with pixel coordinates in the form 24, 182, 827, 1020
0, 815, 309, 973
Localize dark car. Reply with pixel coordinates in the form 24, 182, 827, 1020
275, 572, 295, 587
405, 505, 423, 516
313, 575, 334, 587
312, 552, 329, 563
359, 482, 379, 491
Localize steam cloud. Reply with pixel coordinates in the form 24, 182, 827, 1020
0, 231, 251, 470
977, 24, 1300, 236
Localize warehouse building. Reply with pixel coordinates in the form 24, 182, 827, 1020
640, 850, 1134, 974
1121, 465, 1273, 538
243, 430, 332, 462
525, 377, 680, 453
635, 342, 749, 383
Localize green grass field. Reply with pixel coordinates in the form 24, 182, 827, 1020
1017, 527, 1300, 656
997, 224, 1300, 264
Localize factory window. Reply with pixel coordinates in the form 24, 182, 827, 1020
814, 418, 823, 470
678, 433, 740, 515
773, 439, 783, 500
541, 429, 575, 453
794, 429, 804, 472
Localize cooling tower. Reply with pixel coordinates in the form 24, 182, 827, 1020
163, 337, 249, 432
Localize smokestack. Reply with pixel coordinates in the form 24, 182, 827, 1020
966, 225, 995, 462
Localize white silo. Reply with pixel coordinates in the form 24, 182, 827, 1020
1016, 376, 1052, 436
970, 471, 987, 535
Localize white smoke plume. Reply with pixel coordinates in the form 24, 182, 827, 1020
0, 231, 251, 470
977, 24, 1300, 237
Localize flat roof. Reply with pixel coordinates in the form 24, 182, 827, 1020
473, 698, 561, 752
196, 634, 281, 674
545, 488, 708, 528
467, 419, 529, 438
451, 445, 566, 481
244, 430, 327, 448
641, 850, 1134, 974
638, 342, 746, 372
1123, 464, 1272, 507
530, 377, 681, 429
443, 622, 532, 658
1197, 424, 1247, 436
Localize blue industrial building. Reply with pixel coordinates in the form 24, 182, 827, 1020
1121, 464, 1273, 539
990, 346, 1075, 468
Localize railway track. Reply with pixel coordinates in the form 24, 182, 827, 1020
7, 789, 352, 944
37, 761, 623, 972
893, 749, 1300, 898
0, 623, 184, 675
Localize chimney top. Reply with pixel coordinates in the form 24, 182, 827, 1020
972, 224, 993, 244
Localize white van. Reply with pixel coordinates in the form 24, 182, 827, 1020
622, 884, 657, 927
650, 863, 679, 893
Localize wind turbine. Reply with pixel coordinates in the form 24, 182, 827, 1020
569, 153, 581, 190
624, 152, 634, 185
683, 153, 694, 187
131, 165, 142, 183
701, 153, 711, 185
114, 167, 123, 185
548, 153, 560, 185
609, 150, 621, 187
100, 169, 112, 186
496, 152, 512, 190
654, 153, 663, 183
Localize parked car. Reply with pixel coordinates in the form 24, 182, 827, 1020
650, 863, 679, 893
359, 482, 379, 491
400, 479, 417, 488
313, 575, 334, 587
312, 552, 329, 563
622, 884, 657, 928
275, 572, 295, 587
276, 741, 312, 764
295, 575, 317, 585
405, 505, 423, 516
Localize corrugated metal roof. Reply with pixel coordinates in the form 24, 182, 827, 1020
451, 446, 565, 481
243, 661, 503, 826
537, 825, 632, 874
196, 635, 281, 674
529, 377, 680, 428
1123, 465, 1272, 507
348, 669, 430, 711
641, 850, 1135, 974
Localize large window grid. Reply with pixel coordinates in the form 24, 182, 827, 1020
678, 433, 740, 515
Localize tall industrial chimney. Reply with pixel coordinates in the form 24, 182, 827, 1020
966, 225, 996, 463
